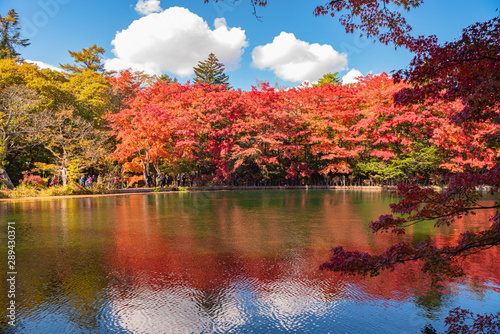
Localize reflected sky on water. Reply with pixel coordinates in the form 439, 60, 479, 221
1, 190, 499, 333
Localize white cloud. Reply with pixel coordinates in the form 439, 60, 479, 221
25, 60, 65, 72
341, 69, 363, 85
214, 17, 227, 29
135, 0, 162, 15
105, 7, 248, 77
251, 32, 348, 83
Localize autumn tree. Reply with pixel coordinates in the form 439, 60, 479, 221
0, 59, 57, 188
0, 9, 29, 59
179, 84, 241, 179
57, 45, 115, 124
60, 44, 106, 74
283, 81, 362, 179
0, 52, 113, 186
193, 53, 230, 87
0, 85, 41, 188
350, 74, 467, 183
106, 81, 196, 181
30, 107, 110, 185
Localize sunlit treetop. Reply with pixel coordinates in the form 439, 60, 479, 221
60, 44, 106, 74
313, 72, 340, 87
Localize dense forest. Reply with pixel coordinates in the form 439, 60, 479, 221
1, 50, 497, 190
0, 8, 497, 191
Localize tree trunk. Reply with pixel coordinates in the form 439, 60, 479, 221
153, 161, 161, 174
61, 167, 68, 186
0, 167, 14, 189
0, 145, 14, 189
142, 152, 150, 187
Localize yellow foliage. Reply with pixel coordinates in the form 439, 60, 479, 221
31, 162, 58, 174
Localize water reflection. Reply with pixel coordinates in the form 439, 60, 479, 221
0, 190, 498, 333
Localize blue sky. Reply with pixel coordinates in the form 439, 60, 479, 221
1, 0, 498, 90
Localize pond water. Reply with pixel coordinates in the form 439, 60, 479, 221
0, 190, 499, 334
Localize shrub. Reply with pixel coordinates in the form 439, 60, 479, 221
40, 185, 74, 197
7, 186, 40, 198
20, 174, 45, 186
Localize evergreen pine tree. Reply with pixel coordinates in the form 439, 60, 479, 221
0, 9, 30, 59
193, 53, 230, 87
158, 74, 178, 84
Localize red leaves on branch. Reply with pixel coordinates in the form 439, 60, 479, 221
313, 0, 423, 46
445, 307, 500, 334
394, 16, 500, 123
323, 167, 500, 281
320, 241, 464, 280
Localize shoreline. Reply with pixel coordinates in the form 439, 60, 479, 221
0, 185, 389, 201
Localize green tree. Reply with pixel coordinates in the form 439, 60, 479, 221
354, 146, 442, 182
60, 44, 106, 74
193, 53, 230, 87
0, 9, 29, 59
158, 74, 178, 84
313, 72, 339, 87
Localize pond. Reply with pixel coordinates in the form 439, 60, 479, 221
0, 190, 499, 333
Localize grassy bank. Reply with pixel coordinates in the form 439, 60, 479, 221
0, 183, 111, 199
0, 184, 390, 200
